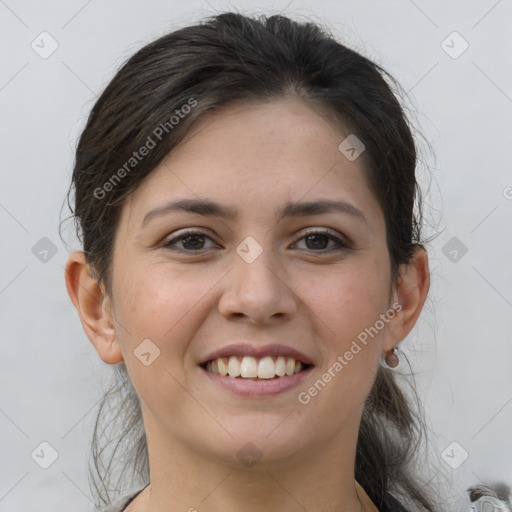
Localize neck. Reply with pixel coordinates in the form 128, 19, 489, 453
128, 412, 367, 512
139, 467, 365, 512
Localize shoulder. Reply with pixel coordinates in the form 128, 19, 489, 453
368, 491, 411, 512
381, 492, 412, 512
99, 485, 147, 512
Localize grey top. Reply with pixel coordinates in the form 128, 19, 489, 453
100, 483, 406, 511
96, 481, 511, 511
100, 485, 148, 512
98, 483, 408, 511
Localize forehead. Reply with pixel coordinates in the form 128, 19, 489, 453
120, 97, 383, 229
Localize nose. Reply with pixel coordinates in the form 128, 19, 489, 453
218, 244, 297, 324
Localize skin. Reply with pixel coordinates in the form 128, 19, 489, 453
65, 97, 429, 512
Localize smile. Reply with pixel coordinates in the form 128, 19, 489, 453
202, 355, 310, 379
200, 356, 314, 397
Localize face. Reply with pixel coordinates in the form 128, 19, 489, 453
89, 97, 406, 468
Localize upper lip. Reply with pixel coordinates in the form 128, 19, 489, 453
199, 343, 315, 366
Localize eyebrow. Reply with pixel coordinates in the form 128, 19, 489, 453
141, 198, 368, 228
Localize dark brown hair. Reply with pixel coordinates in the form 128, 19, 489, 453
61, 11, 444, 511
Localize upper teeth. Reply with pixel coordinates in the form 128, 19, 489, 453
205, 356, 304, 379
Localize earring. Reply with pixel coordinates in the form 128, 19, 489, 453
380, 345, 400, 370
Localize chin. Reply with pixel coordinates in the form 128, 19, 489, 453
204, 416, 310, 467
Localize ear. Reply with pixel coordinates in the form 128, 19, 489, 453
64, 251, 124, 365
384, 246, 430, 351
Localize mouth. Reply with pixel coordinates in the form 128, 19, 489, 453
198, 343, 315, 396
200, 355, 313, 380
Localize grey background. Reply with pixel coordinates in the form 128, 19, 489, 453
0, 0, 511, 510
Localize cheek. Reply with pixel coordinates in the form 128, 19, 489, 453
113, 262, 207, 354
112, 259, 234, 382
111, 263, 210, 410
304, 264, 389, 348
293, 268, 388, 433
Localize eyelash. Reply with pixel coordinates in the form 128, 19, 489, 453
162, 228, 349, 254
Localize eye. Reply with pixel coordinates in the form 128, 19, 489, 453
293, 228, 349, 252
162, 228, 349, 254
162, 231, 217, 252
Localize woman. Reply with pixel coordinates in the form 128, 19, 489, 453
63, 11, 445, 512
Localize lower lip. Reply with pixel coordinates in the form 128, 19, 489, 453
200, 366, 314, 396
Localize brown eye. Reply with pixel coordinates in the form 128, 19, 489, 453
293, 229, 348, 252
163, 232, 216, 252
